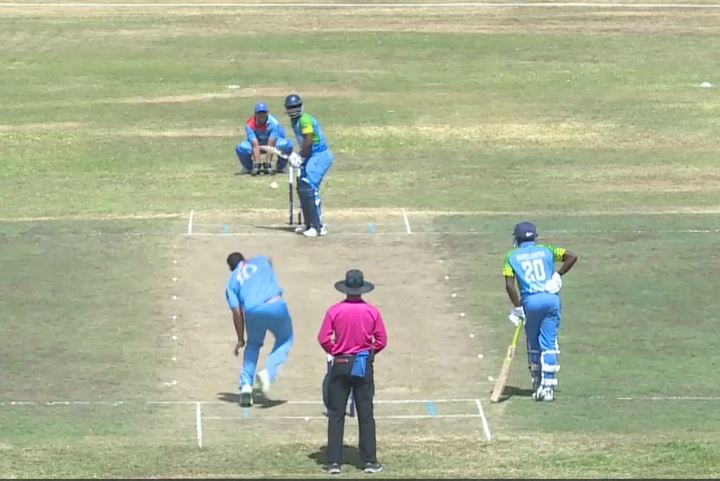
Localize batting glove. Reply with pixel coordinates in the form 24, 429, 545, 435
508, 306, 525, 326
288, 152, 303, 168
544, 272, 563, 294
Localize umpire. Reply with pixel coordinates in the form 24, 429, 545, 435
317, 269, 388, 475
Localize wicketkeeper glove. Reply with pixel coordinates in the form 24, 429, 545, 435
288, 152, 303, 168
544, 272, 563, 294
508, 306, 525, 326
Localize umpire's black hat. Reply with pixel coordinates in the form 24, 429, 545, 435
334, 269, 375, 295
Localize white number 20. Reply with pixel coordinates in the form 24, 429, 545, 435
521, 259, 547, 283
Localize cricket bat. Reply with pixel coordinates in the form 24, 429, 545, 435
489, 318, 524, 403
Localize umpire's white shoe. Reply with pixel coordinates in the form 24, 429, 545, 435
295, 225, 309, 234
302, 226, 328, 237
256, 369, 271, 397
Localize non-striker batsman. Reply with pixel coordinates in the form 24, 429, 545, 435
502, 222, 578, 402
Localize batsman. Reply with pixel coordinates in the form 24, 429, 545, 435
284, 93, 334, 238
502, 221, 578, 402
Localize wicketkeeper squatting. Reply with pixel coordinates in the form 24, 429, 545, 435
502, 221, 578, 402
235, 102, 293, 176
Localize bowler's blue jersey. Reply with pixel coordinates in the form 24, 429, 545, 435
225, 256, 283, 311
503, 242, 566, 298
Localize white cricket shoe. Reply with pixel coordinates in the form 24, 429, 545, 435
320, 225, 328, 236
240, 384, 253, 407
294, 225, 309, 234
256, 369, 271, 397
303, 227, 319, 237
532, 386, 554, 402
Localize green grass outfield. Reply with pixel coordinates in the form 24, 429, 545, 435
2, 2, 720, 478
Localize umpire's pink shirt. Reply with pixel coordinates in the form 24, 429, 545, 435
318, 299, 388, 356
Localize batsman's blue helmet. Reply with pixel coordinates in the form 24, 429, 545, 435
284, 93, 303, 119
513, 221, 537, 243
254, 102, 268, 113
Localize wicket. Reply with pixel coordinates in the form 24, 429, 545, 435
259, 145, 303, 226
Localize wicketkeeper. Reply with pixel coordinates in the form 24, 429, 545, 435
235, 102, 293, 176
284, 93, 334, 238
502, 222, 578, 402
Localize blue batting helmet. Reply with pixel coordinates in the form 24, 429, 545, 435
284, 93, 303, 119
254, 102, 268, 113
513, 221, 537, 243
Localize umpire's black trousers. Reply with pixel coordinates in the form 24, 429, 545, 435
326, 356, 377, 465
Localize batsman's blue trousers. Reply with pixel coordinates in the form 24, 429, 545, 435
235, 138, 292, 171
522, 293, 561, 387
298, 149, 333, 229
240, 298, 294, 388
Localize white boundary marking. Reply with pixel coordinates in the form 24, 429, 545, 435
187, 209, 194, 235
2, 2, 720, 9
401, 208, 412, 235
195, 402, 203, 448
475, 398, 492, 441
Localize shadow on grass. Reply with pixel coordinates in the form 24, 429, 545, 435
216, 391, 288, 408
493, 385, 535, 403
256, 224, 297, 231
309, 444, 364, 471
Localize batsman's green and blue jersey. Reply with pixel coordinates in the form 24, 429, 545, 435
502, 242, 566, 298
225, 256, 283, 312
291, 112, 328, 155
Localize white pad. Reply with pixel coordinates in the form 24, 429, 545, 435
540, 349, 560, 386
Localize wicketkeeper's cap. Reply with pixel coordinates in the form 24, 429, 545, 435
513, 221, 537, 242
254, 102, 269, 113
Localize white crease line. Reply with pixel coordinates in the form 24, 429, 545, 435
0, 398, 479, 406
3, 228, 716, 238
4, 396, 720, 407
617, 396, 720, 401
475, 399, 492, 441
2, 2, 720, 9
401, 208, 413, 235
187, 209, 194, 235
182, 228, 720, 237
3, 208, 720, 223
203, 414, 481, 421
169, 398, 477, 405
195, 402, 203, 448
